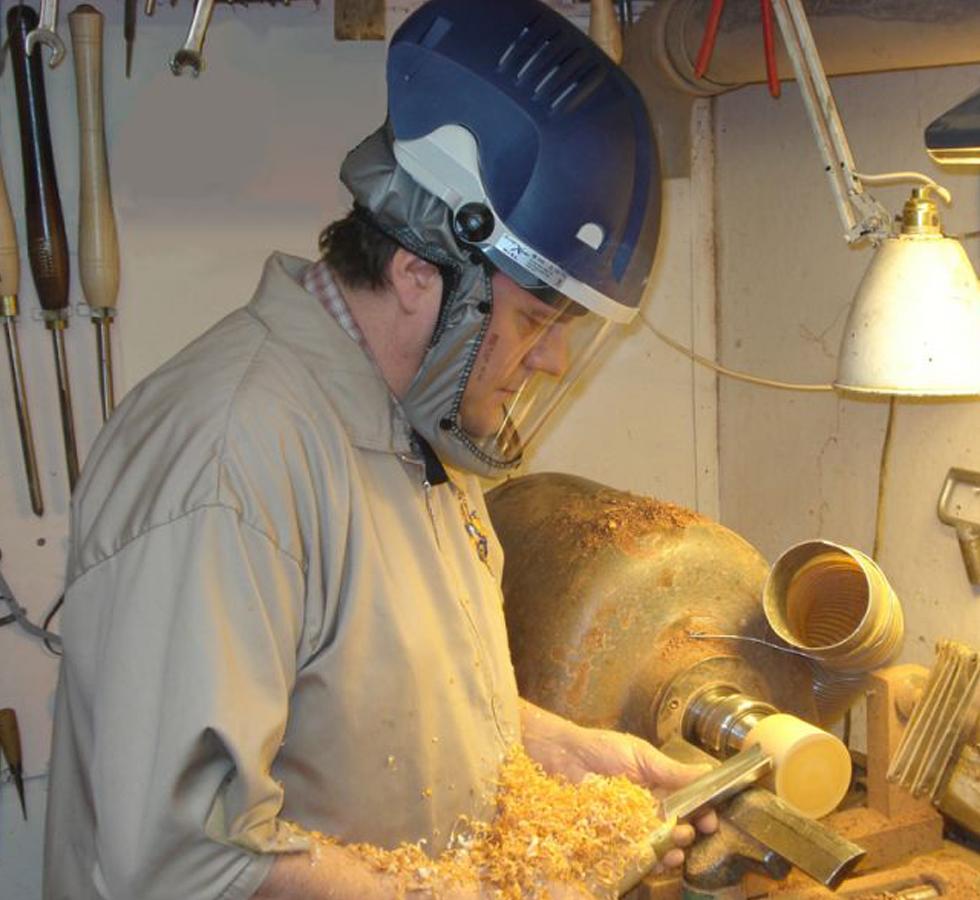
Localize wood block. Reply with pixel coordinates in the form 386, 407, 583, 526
865, 665, 932, 819
335, 0, 384, 41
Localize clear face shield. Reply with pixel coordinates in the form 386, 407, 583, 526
458, 256, 613, 467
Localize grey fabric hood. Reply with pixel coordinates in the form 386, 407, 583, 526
340, 122, 510, 477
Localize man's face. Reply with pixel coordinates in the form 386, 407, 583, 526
459, 271, 571, 438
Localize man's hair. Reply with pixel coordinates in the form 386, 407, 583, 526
318, 207, 401, 291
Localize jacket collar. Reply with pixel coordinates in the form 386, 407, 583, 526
246, 252, 414, 456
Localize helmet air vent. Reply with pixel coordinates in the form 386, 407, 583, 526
550, 64, 605, 114
497, 18, 538, 70
498, 17, 571, 88
516, 38, 554, 81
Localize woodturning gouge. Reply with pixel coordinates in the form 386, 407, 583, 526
70, 3, 119, 422
0, 131, 43, 515
0, 708, 26, 820
8, 3, 79, 491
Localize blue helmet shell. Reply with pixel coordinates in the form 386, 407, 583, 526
387, 0, 661, 318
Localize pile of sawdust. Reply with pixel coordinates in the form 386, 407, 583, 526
308, 745, 664, 898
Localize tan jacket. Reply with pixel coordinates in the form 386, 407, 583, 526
44, 253, 521, 900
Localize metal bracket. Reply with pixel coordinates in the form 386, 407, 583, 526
938, 467, 980, 586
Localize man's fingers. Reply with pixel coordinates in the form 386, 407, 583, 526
639, 747, 713, 790
660, 847, 685, 870
695, 809, 719, 834
670, 823, 696, 848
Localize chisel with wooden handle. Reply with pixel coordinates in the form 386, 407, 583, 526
614, 745, 774, 895
589, 0, 622, 63
0, 133, 43, 515
0, 708, 26, 820
8, 3, 79, 491
70, 4, 118, 422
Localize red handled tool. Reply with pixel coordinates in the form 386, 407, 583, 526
694, 0, 781, 99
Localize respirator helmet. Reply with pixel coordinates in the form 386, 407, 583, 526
340, 0, 660, 477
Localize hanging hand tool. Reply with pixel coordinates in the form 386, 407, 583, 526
759, 0, 780, 98
9, 4, 79, 490
693, 0, 781, 98
124, 0, 136, 77
170, 0, 217, 77
25, 0, 66, 68
0, 708, 26, 820
589, 0, 622, 64
0, 139, 43, 516
70, 4, 119, 422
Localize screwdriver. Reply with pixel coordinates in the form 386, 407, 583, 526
70, 4, 119, 421
0, 139, 43, 515
8, 4, 79, 490
0, 708, 27, 820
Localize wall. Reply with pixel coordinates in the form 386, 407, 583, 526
0, 4, 711, 895
715, 65, 980, 691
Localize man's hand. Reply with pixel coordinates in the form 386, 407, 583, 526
520, 700, 718, 872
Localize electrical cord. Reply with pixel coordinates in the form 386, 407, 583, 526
42, 594, 65, 656
0, 564, 63, 652
871, 398, 897, 566
640, 315, 836, 393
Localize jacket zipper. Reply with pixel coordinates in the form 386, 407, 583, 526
422, 477, 442, 549
400, 453, 442, 548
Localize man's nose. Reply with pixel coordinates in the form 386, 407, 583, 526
524, 324, 569, 377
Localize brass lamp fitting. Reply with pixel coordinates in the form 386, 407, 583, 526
900, 187, 943, 236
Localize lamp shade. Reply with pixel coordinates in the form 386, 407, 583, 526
834, 234, 980, 396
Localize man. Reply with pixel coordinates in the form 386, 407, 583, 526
44, 1, 714, 897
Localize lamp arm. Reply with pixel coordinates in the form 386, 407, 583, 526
770, 0, 892, 245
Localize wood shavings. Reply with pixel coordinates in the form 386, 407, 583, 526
306, 745, 664, 898
552, 488, 703, 556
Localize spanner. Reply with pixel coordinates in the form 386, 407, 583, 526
170, 0, 217, 77
25, 0, 66, 68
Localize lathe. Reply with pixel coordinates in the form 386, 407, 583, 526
486, 472, 980, 899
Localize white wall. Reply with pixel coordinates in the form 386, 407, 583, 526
715, 66, 980, 679
0, 4, 710, 895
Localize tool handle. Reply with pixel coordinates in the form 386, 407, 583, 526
0, 708, 23, 770
8, 4, 70, 317
69, 4, 119, 311
589, 0, 622, 63
0, 141, 20, 300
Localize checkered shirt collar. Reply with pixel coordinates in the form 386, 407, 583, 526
301, 258, 366, 347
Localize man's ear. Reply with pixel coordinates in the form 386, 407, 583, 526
389, 249, 442, 314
